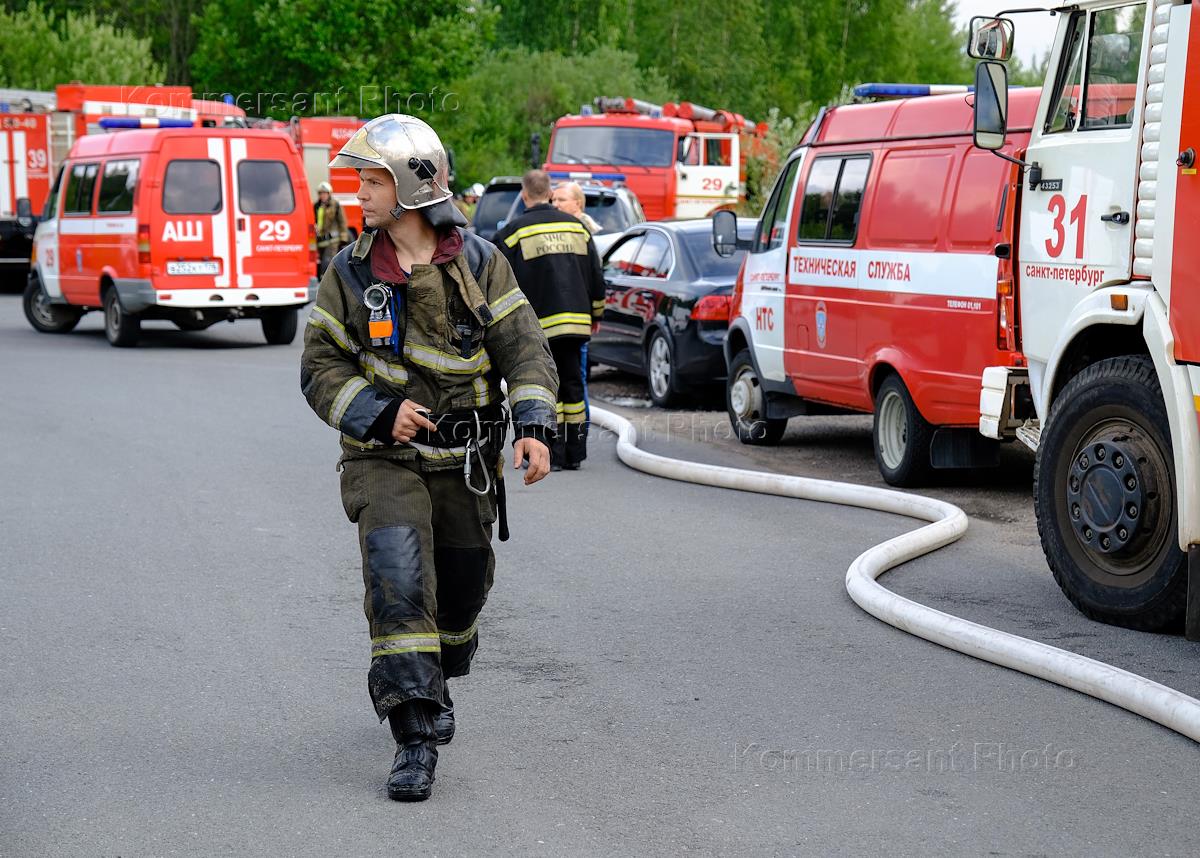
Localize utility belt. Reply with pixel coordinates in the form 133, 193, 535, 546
412, 402, 511, 542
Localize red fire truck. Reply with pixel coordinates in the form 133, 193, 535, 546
287, 116, 367, 237
1, 84, 248, 279
544, 97, 768, 220
970, 2, 1200, 636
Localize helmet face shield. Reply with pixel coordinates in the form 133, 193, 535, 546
330, 115, 452, 215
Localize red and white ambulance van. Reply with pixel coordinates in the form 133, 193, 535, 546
713, 84, 1040, 486
23, 121, 317, 346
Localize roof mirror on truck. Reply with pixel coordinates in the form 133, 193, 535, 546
973, 61, 1010, 151
968, 16, 1014, 62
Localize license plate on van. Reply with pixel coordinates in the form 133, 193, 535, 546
167, 261, 221, 275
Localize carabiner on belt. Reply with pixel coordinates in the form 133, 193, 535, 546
464, 410, 492, 497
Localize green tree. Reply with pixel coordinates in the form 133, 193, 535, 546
190, 0, 495, 118
0, 1, 163, 88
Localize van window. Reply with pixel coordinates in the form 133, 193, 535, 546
163, 160, 221, 214
97, 160, 139, 214
237, 160, 295, 214
828, 158, 868, 242
632, 230, 672, 277
1082, 5, 1143, 129
798, 156, 869, 244
43, 166, 64, 220
63, 162, 100, 215
755, 156, 801, 252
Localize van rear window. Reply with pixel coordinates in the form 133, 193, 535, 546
237, 160, 295, 214
164, 160, 221, 214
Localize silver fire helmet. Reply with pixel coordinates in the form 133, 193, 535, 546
330, 114, 454, 220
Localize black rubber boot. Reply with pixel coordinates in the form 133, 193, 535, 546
386, 700, 438, 801
434, 682, 455, 746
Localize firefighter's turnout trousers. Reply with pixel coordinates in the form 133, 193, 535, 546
549, 336, 588, 467
340, 454, 498, 719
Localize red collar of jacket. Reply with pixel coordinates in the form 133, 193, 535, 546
369, 227, 463, 283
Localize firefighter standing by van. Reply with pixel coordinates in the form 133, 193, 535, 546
300, 115, 558, 802
495, 170, 604, 469
314, 181, 349, 276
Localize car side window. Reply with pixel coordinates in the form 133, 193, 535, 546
604, 234, 644, 277
63, 162, 100, 216
97, 160, 140, 215
632, 230, 672, 278
755, 156, 801, 252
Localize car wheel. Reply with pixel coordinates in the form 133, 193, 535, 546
1034, 356, 1186, 631
726, 348, 786, 445
104, 287, 140, 347
262, 307, 299, 345
872, 373, 933, 486
646, 329, 679, 408
23, 274, 81, 333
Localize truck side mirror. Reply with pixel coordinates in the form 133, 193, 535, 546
712, 210, 739, 257
973, 61, 1009, 151
16, 197, 34, 224
968, 16, 1014, 62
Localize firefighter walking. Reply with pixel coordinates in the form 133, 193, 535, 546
300, 115, 558, 802
314, 181, 349, 276
495, 170, 604, 470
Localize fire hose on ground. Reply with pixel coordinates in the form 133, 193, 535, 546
588, 405, 1200, 744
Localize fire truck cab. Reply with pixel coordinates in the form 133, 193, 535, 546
971, 1, 1200, 634
545, 97, 766, 220
24, 121, 317, 347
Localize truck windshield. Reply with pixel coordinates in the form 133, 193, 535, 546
550, 127, 675, 168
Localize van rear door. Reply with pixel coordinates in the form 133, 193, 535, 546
234, 136, 312, 289
152, 132, 312, 296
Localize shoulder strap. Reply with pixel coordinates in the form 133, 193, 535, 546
331, 231, 374, 302
459, 227, 495, 283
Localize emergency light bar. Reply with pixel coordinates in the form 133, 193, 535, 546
854, 83, 974, 99
98, 117, 195, 129
548, 171, 627, 183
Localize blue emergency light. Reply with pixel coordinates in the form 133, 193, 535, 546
853, 83, 974, 98
548, 171, 627, 182
98, 117, 195, 130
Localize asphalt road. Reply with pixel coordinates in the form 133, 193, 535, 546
1, 300, 1198, 857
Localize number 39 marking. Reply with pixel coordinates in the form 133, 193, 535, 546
258, 219, 291, 241
1045, 194, 1087, 259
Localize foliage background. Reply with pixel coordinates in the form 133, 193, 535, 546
0, 0, 1051, 201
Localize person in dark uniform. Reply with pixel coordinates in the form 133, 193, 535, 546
494, 170, 604, 470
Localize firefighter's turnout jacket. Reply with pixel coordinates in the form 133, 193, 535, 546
301, 226, 559, 466
493, 203, 605, 339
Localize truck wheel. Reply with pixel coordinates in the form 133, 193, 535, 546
873, 374, 933, 487
103, 288, 140, 347
262, 307, 298, 345
1034, 355, 1186, 631
646, 330, 679, 407
726, 348, 786, 445
23, 275, 80, 333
